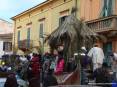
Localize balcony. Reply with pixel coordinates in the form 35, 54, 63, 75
18, 39, 33, 50
86, 15, 117, 33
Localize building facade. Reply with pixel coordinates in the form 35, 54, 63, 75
12, 0, 117, 56
0, 19, 13, 57
86, 0, 117, 59
12, 0, 80, 52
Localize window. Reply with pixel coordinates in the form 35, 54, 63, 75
17, 30, 20, 48
59, 16, 68, 25
100, 0, 113, 17
64, 0, 66, 2
27, 28, 30, 48
3, 42, 12, 51
39, 23, 44, 38
103, 42, 112, 66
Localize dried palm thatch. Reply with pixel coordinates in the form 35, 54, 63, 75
45, 13, 98, 57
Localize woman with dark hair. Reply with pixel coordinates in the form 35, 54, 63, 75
4, 73, 18, 87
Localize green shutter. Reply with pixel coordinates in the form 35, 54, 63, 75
18, 31, 20, 47
100, 0, 107, 17
107, 0, 112, 16
27, 28, 30, 48
39, 23, 43, 38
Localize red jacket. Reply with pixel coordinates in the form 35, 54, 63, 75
54, 59, 64, 75
31, 56, 40, 77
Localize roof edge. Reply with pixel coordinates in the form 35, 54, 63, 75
11, 0, 52, 20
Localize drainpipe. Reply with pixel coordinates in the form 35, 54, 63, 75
13, 20, 16, 54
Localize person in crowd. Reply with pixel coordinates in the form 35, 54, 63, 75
67, 57, 76, 72
4, 73, 18, 87
80, 47, 89, 85
106, 51, 114, 68
53, 46, 65, 83
27, 53, 41, 87
29, 77, 40, 87
42, 52, 51, 77
107, 51, 117, 81
110, 52, 117, 86
50, 49, 58, 72
19, 55, 29, 80
31, 53, 40, 79
94, 63, 112, 87
27, 62, 33, 82
80, 46, 90, 69
41, 52, 50, 84
88, 44, 105, 71
43, 69, 58, 87
54, 54, 64, 75
29, 53, 33, 61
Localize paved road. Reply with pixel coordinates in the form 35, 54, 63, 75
0, 78, 6, 87
0, 78, 27, 87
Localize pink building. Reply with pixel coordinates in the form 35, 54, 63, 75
0, 19, 13, 34
0, 19, 13, 57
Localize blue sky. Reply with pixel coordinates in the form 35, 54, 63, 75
0, 0, 46, 22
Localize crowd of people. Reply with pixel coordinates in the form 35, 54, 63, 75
3, 46, 67, 87
0, 43, 117, 87
80, 44, 117, 87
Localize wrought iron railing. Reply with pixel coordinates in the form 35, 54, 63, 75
18, 39, 33, 49
86, 15, 117, 32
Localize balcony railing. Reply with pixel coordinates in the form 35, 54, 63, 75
86, 15, 117, 32
18, 39, 33, 49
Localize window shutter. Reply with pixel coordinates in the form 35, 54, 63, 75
27, 28, 30, 48
18, 31, 20, 48
39, 23, 43, 38
3, 42, 5, 51
107, 0, 112, 16
100, 0, 107, 17
59, 16, 67, 25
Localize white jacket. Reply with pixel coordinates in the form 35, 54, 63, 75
88, 47, 104, 64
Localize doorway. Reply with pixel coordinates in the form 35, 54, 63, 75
103, 42, 112, 65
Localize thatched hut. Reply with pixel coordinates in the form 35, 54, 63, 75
45, 13, 99, 58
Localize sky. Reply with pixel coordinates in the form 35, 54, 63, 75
0, 0, 46, 22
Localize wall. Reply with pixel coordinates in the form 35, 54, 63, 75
13, 0, 80, 51
0, 41, 4, 57
0, 19, 13, 34
80, 0, 102, 21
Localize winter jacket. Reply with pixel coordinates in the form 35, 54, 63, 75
31, 56, 40, 78
43, 74, 58, 87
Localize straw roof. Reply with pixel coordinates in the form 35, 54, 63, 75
45, 13, 98, 57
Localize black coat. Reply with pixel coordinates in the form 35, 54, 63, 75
95, 67, 112, 87
43, 74, 58, 87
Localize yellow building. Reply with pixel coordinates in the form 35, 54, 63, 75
12, 0, 80, 52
